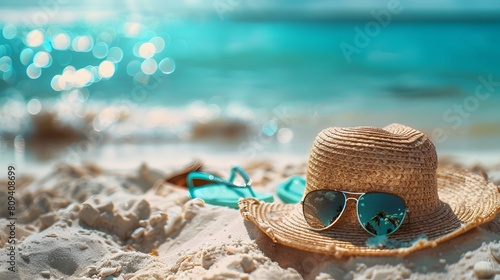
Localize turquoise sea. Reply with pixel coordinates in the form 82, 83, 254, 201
1, 7, 500, 168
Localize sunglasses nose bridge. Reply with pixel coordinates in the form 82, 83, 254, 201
345, 197, 358, 204
342, 197, 359, 216
332, 196, 360, 228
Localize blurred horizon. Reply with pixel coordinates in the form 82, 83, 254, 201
2, 0, 500, 23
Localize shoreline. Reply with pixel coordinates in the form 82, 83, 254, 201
2, 140, 500, 178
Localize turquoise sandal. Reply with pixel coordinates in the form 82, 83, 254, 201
276, 175, 306, 204
187, 166, 274, 209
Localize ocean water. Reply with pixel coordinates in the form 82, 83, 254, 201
1, 12, 500, 168
3, 19, 500, 104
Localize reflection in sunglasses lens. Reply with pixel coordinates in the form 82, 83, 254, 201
357, 192, 406, 236
303, 190, 346, 229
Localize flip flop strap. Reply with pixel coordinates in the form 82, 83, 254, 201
188, 166, 256, 197
228, 166, 252, 187
228, 166, 256, 197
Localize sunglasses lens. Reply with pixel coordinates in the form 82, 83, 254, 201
303, 190, 346, 229
357, 192, 406, 236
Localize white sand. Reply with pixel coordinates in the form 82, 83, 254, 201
0, 158, 499, 279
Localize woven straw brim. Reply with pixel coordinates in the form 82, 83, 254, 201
239, 167, 500, 257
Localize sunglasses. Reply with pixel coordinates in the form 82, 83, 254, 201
301, 190, 407, 236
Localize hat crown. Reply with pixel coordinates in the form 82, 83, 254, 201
306, 123, 439, 220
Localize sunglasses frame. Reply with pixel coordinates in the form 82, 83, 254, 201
301, 190, 408, 236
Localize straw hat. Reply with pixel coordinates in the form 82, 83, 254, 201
239, 123, 500, 257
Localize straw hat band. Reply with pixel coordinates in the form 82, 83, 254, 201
309, 148, 437, 169
314, 137, 436, 160
306, 158, 438, 186
306, 164, 438, 193
315, 140, 434, 157
307, 149, 438, 185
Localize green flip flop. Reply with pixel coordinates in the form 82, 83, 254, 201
276, 175, 306, 204
187, 166, 274, 209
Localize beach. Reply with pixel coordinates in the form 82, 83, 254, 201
0, 148, 499, 279
1, 2, 500, 279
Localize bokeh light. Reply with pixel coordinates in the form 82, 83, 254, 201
0, 55, 14, 82
97, 31, 114, 45
42, 41, 52, 52
277, 128, 294, 143
33, 51, 52, 68
26, 29, 44, 47
52, 33, 71, 50
133, 71, 148, 84
51, 75, 63, 91
89, 66, 101, 83
63, 65, 76, 76
27, 98, 42, 115
150, 36, 165, 53
139, 42, 155, 58
0, 56, 12, 72
26, 63, 42, 79
20, 48, 34, 66
56, 66, 75, 90
132, 42, 141, 57
162, 33, 171, 48
66, 89, 88, 104
141, 58, 157, 75
92, 106, 120, 132
262, 120, 278, 136
72, 35, 94, 52
2, 24, 17, 39
73, 68, 93, 88
51, 65, 100, 91
98, 60, 115, 78
107, 46, 123, 63
1, 19, 182, 141
2, 69, 15, 83
159, 58, 175, 74
126, 60, 141, 76
92, 42, 109, 59
123, 22, 142, 37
